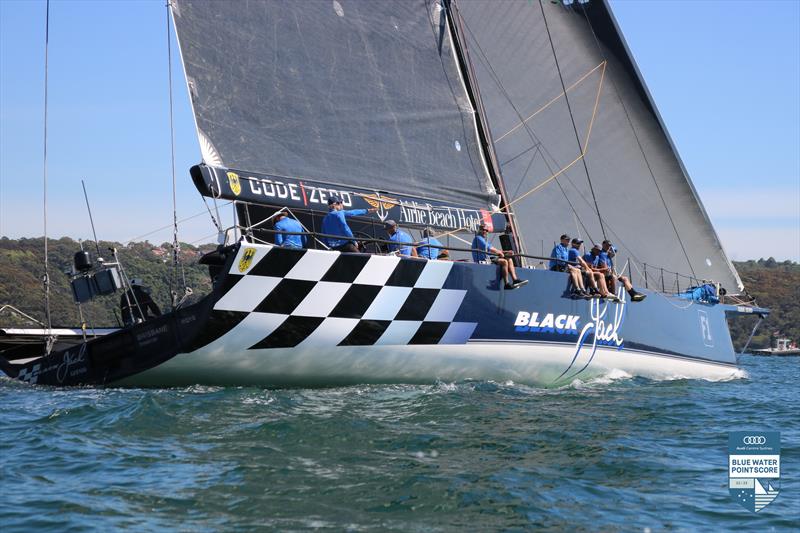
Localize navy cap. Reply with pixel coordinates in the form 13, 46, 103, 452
560, 234, 570, 241
384, 219, 397, 228
571, 238, 583, 245
327, 195, 342, 205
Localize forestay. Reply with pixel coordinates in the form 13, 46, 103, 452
171, 0, 497, 210
456, 0, 743, 292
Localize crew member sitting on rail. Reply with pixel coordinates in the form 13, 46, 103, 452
568, 238, 602, 298
601, 241, 645, 302
417, 228, 447, 260
273, 211, 307, 248
551, 234, 588, 298
584, 244, 619, 301
120, 279, 162, 326
472, 223, 528, 290
385, 220, 418, 257
321, 196, 377, 253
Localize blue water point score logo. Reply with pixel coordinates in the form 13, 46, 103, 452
728, 431, 780, 512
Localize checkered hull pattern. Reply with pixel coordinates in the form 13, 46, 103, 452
212, 244, 477, 350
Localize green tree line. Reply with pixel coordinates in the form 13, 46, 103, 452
0, 237, 215, 329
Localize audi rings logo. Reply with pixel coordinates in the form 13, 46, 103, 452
743, 436, 766, 445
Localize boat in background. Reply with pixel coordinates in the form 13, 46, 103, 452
751, 338, 800, 357
0, 0, 768, 387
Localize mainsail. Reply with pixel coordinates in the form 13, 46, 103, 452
456, 0, 743, 292
171, 0, 497, 209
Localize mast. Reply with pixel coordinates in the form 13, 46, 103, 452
445, 0, 523, 255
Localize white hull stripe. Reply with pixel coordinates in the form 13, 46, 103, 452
117, 338, 741, 388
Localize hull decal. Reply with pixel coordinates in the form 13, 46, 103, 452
214, 246, 476, 349
338, 320, 392, 346
558, 289, 627, 381
250, 316, 325, 349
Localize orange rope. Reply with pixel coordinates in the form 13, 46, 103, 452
501, 60, 607, 212
494, 61, 605, 143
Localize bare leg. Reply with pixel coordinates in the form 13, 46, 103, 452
618, 275, 633, 291
594, 272, 609, 296
585, 270, 598, 290
568, 266, 583, 290
606, 275, 616, 294
507, 258, 517, 280
497, 258, 510, 285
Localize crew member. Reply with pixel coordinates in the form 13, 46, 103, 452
569, 238, 602, 298
120, 279, 162, 325
417, 228, 447, 260
321, 196, 377, 252
584, 244, 618, 301
601, 240, 646, 302
472, 223, 528, 290
273, 211, 306, 248
385, 220, 418, 257
551, 234, 588, 298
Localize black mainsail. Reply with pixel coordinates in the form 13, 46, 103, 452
456, 0, 743, 292
171, 0, 498, 210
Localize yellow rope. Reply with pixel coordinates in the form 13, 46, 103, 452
501, 60, 607, 213
582, 61, 607, 153
494, 62, 605, 143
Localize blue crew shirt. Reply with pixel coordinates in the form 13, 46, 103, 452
321, 208, 368, 248
274, 217, 306, 248
388, 229, 414, 256
417, 237, 444, 259
472, 235, 491, 263
583, 253, 602, 268
549, 243, 569, 269
600, 251, 613, 271
567, 247, 582, 264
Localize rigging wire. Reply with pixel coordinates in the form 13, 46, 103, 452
123, 201, 232, 244
577, 1, 697, 279
42, 0, 53, 344
538, 0, 606, 240
165, 1, 187, 307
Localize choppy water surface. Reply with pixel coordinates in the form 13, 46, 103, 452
1, 355, 797, 531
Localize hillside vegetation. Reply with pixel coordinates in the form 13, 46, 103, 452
1, 237, 797, 350
728, 258, 800, 350
0, 237, 214, 328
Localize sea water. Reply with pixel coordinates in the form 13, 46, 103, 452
1, 355, 797, 531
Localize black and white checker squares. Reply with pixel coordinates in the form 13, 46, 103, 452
213, 244, 477, 350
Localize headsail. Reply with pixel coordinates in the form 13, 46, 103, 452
171, 0, 497, 210
456, 0, 743, 292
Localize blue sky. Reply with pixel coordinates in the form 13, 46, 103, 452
1, 0, 798, 261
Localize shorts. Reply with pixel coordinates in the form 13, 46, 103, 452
550, 265, 567, 272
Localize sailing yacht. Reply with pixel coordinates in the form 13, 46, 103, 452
0, 0, 767, 387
